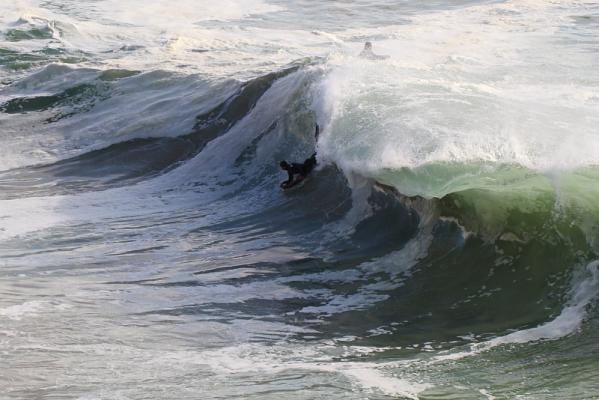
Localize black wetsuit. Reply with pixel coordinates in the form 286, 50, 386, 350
283, 153, 317, 187
280, 124, 319, 188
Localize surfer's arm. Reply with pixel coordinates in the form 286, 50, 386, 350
280, 171, 296, 189
282, 170, 294, 185
314, 124, 319, 141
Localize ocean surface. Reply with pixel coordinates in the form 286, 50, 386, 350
1, 0, 599, 399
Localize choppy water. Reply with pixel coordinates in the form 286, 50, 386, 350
1, 1, 599, 399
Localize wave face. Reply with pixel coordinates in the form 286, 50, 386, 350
1, 1, 599, 399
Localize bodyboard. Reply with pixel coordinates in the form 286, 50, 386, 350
281, 176, 309, 191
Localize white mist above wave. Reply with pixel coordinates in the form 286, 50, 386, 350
4, 0, 598, 179
315, 0, 599, 182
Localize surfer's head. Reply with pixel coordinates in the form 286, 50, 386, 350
279, 161, 290, 170
364, 42, 372, 50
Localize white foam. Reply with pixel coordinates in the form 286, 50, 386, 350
314, 0, 599, 197
0, 300, 70, 320
479, 388, 497, 400
343, 368, 430, 399
93, 0, 282, 26
156, 342, 431, 398
0, 196, 65, 240
0, 301, 46, 320
0, 0, 327, 79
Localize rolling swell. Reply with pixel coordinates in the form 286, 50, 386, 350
0, 65, 300, 199
2, 60, 596, 346
1, 58, 596, 345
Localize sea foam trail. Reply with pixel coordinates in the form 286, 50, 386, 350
158, 342, 431, 400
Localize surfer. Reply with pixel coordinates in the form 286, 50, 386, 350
279, 124, 319, 189
359, 41, 389, 60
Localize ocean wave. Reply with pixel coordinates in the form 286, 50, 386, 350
1, 12, 599, 395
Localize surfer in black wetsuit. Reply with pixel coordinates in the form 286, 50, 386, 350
279, 124, 319, 189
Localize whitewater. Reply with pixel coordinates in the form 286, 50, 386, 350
1, 0, 599, 399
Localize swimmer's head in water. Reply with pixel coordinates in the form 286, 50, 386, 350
364, 42, 372, 50
280, 161, 290, 170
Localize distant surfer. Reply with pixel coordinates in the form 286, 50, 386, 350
359, 41, 389, 60
279, 124, 319, 190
